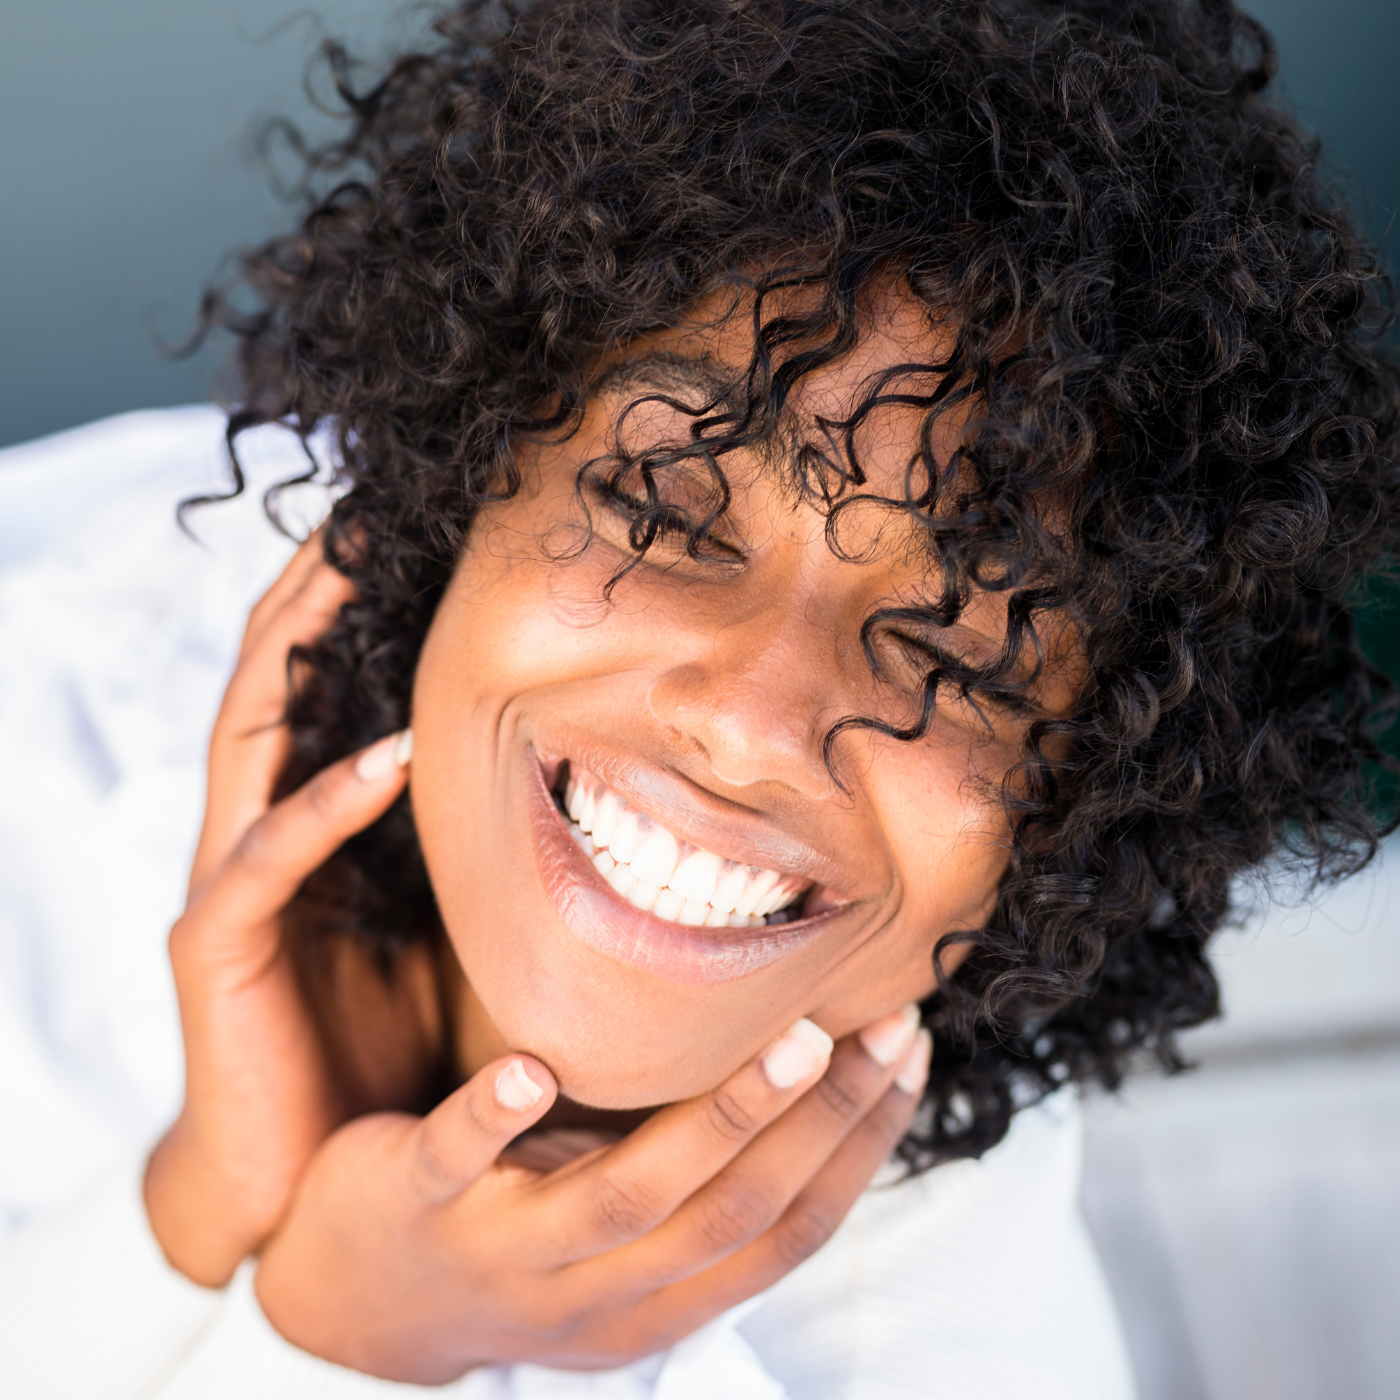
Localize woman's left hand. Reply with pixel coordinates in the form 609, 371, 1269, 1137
254, 1009, 931, 1382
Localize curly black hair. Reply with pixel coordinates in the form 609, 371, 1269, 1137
197, 0, 1400, 1166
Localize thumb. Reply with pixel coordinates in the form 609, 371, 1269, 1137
409, 1055, 559, 1202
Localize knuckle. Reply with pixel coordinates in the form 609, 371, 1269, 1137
865, 1087, 916, 1143
302, 770, 343, 824
524, 1298, 577, 1342
587, 1311, 673, 1368
231, 820, 278, 876
587, 1173, 662, 1242
772, 1197, 837, 1268
703, 1087, 759, 1143
412, 1126, 459, 1193
413, 1139, 450, 1189
812, 1067, 864, 1126
692, 1179, 773, 1254
460, 1082, 510, 1143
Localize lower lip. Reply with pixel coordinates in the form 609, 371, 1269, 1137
525, 750, 839, 984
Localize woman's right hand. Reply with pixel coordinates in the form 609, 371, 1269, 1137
143, 537, 412, 1286
255, 1004, 931, 1383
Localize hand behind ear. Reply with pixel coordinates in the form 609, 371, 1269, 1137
144, 536, 422, 1286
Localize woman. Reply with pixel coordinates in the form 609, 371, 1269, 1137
3, 0, 1397, 1394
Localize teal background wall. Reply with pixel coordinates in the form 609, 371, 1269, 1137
1, 0, 1396, 450
0, 1, 414, 449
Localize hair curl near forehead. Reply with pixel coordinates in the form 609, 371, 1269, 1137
194, 0, 1400, 1164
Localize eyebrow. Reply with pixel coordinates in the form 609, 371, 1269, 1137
590, 351, 748, 423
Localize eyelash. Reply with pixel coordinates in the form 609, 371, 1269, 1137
589, 475, 742, 562
886, 632, 1038, 717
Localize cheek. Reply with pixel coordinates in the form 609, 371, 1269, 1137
876, 718, 1016, 880
427, 559, 592, 696
799, 740, 1014, 1039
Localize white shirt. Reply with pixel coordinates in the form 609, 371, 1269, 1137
0, 407, 1136, 1399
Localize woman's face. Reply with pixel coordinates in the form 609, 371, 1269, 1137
411, 287, 1075, 1108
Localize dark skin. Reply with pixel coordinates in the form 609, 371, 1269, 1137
145, 283, 1079, 1382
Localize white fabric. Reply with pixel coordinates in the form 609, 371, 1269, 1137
0, 407, 1136, 1399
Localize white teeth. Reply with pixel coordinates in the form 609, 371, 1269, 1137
630, 827, 680, 888
629, 880, 660, 911
755, 883, 793, 917
710, 864, 747, 913
608, 811, 643, 865
566, 821, 596, 857
733, 867, 780, 917
653, 888, 686, 921
561, 766, 815, 931
607, 863, 637, 898
670, 851, 720, 906
592, 791, 622, 850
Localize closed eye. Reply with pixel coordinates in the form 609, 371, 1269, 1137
586, 470, 744, 566
882, 630, 1040, 717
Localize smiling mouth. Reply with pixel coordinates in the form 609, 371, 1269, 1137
528, 747, 849, 983
554, 764, 812, 929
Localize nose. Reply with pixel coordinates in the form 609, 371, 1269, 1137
645, 595, 845, 800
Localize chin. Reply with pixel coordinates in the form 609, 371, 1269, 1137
501, 992, 729, 1110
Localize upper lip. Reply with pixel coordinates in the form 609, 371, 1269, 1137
533, 733, 863, 903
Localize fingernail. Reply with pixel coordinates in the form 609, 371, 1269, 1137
858, 1003, 921, 1067
355, 729, 411, 781
895, 1028, 933, 1096
495, 1059, 544, 1111
761, 1018, 834, 1090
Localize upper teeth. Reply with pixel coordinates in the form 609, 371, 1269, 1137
562, 768, 809, 929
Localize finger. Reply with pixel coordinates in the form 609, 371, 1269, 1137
236, 530, 327, 665
579, 1010, 923, 1288
537, 1018, 835, 1260
628, 1030, 931, 1344
214, 559, 355, 781
186, 731, 412, 952
406, 1054, 560, 1202
191, 561, 356, 891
